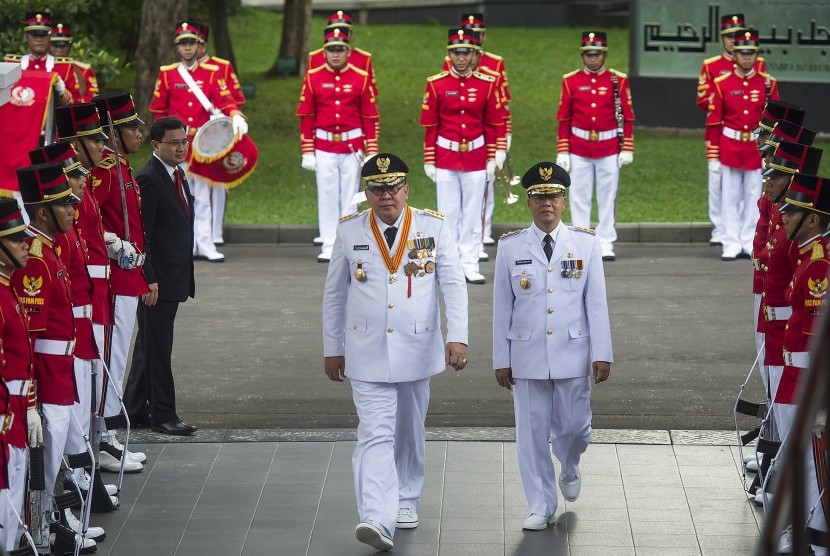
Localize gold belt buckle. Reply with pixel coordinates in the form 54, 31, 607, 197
459, 141, 469, 152
784, 351, 792, 365
332, 132, 342, 142
740, 131, 750, 142
1, 413, 11, 434
589, 130, 599, 141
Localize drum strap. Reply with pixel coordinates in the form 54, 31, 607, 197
177, 63, 220, 117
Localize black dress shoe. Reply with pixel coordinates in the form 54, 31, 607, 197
152, 419, 197, 436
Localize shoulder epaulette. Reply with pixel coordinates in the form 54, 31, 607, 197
811, 241, 825, 261
349, 64, 369, 77
483, 51, 503, 61
427, 71, 449, 82
308, 47, 323, 58
703, 55, 721, 65
569, 225, 596, 235
54, 56, 73, 63
713, 72, 731, 84
211, 56, 230, 65
473, 71, 495, 82
29, 238, 42, 258
199, 62, 219, 71
4, 54, 21, 62
610, 68, 628, 78
307, 65, 327, 75
73, 60, 90, 69
499, 229, 524, 240
421, 208, 444, 219
160, 62, 180, 71
98, 154, 117, 170
352, 47, 373, 57
758, 55, 766, 62
563, 69, 580, 79
339, 211, 361, 222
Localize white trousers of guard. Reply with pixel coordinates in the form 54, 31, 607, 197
182, 161, 217, 257
42, 403, 71, 508
316, 150, 360, 257
708, 168, 724, 243
753, 293, 769, 393
211, 186, 227, 242
806, 441, 828, 555
100, 295, 138, 428
436, 168, 485, 275
1, 445, 26, 550
721, 166, 761, 257
482, 174, 495, 242
569, 154, 618, 255
513, 377, 592, 517
350, 378, 430, 538
65, 358, 92, 483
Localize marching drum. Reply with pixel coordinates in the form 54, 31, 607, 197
188, 116, 258, 189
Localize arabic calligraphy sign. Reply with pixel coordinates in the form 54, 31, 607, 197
633, 1, 830, 83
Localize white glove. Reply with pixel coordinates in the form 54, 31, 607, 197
424, 163, 437, 182
231, 114, 248, 137
27, 408, 42, 447
555, 153, 570, 173
617, 151, 634, 168
301, 153, 317, 172
495, 150, 507, 170
103, 232, 137, 268
708, 159, 723, 174
506, 133, 513, 152
486, 160, 497, 182
54, 76, 66, 95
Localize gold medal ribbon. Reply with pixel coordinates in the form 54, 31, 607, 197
370, 205, 413, 276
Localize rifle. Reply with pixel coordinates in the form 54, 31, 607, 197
610, 71, 624, 151
494, 163, 518, 204
103, 111, 132, 269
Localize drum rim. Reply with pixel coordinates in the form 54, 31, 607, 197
191, 116, 238, 164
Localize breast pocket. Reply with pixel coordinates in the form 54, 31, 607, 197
348, 317, 368, 334
511, 266, 538, 294
568, 324, 589, 339
347, 252, 374, 283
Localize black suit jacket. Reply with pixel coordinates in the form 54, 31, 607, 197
136, 155, 195, 302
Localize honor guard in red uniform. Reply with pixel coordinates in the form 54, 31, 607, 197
297, 27, 379, 262
556, 31, 634, 261
697, 14, 767, 246
308, 11, 378, 99
0, 199, 37, 552
91, 92, 149, 471
193, 22, 246, 247
420, 28, 504, 284
12, 163, 99, 554
149, 21, 247, 263
706, 29, 779, 261
3, 12, 74, 106
49, 22, 100, 104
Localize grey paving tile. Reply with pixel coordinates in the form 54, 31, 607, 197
566, 518, 631, 534
569, 545, 634, 555
438, 516, 504, 531
636, 549, 701, 556
697, 534, 763, 550
242, 536, 309, 556
568, 531, 634, 546
439, 504, 504, 518
693, 520, 759, 536
106, 543, 179, 556
439, 544, 506, 556
633, 532, 701, 548
630, 520, 697, 535
204, 470, 270, 485
440, 529, 503, 544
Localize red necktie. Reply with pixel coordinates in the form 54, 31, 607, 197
174, 168, 189, 211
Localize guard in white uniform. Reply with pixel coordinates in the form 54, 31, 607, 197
323, 153, 468, 551
493, 161, 613, 531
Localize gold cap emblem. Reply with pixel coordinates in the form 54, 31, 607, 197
377, 157, 391, 173
539, 166, 553, 181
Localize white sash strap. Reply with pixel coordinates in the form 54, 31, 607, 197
177, 63, 220, 116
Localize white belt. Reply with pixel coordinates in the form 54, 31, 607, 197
315, 128, 363, 142
437, 134, 485, 152
722, 127, 758, 142
33, 339, 75, 356
783, 350, 810, 368
571, 127, 617, 141
764, 305, 792, 321
4, 379, 31, 396
72, 304, 92, 319
87, 265, 110, 279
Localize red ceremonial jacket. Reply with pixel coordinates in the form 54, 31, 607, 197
296, 63, 379, 155
149, 61, 239, 136
420, 69, 503, 171
706, 68, 779, 170
0, 272, 36, 449
696, 53, 767, 111
76, 183, 112, 326
308, 47, 377, 98
91, 149, 149, 297
11, 229, 76, 406
72, 60, 99, 103
776, 235, 830, 403
443, 53, 512, 132
556, 67, 635, 159
758, 210, 797, 366
55, 226, 97, 360
752, 193, 772, 294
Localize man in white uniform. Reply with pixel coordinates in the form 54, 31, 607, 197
323, 153, 468, 551
493, 161, 612, 530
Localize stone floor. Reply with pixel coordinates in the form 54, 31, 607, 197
82, 432, 764, 555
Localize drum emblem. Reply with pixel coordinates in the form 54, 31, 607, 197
10, 86, 35, 106
223, 151, 247, 174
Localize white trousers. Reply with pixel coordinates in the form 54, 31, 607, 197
513, 377, 592, 517
182, 161, 217, 257
350, 378, 430, 538
721, 166, 761, 257
316, 150, 360, 255
482, 174, 495, 242
753, 293, 769, 393
65, 358, 92, 461
436, 168, 486, 274
569, 154, 619, 254
0, 445, 26, 550
42, 403, 71, 505
211, 186, 227, 242
806, 441, 828, 553
708, 168, 724, 242
100, 295, 137, 425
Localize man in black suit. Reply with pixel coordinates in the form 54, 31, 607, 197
124, 117, 198, 436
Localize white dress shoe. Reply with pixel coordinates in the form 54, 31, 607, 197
313, 236, 323, 246
522, 513, 555, 530
465, 271, 485, 284
64, 509, 106, 542
483, 236, 496, 246
560, 472, 581, 502
213, 237, 224, 246
744, 457, 759, 473
355, 521, 393, 551
99, 451, 143, 473
78, 471, 117, 496
203, 250, 225, 262
479, 250, 489, 262
317, 249, 332, 263
753, 489, 770, 506
105, 435, 147, 464
742, 453, 756, 464
396, 507, 419, 529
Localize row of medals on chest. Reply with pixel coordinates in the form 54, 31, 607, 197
518, 257, 585, 289
354, 238, 436, 284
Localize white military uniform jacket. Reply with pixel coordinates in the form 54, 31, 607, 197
323, 206, 469, 383
493, 222, 613, 379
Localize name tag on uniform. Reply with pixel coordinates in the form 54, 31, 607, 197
445, 91, 459, 96
174, 83, 187, 89
322, 83, 334, 89
515, 259, 532, 265
578, 86, 591, 91
731, 90, 744, 95
353, 245, 369, 251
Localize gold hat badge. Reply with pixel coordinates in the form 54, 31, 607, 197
377, 157, 390, 173
539, 166, 553, 181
